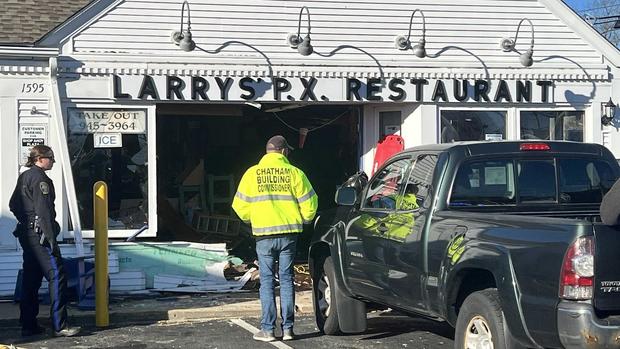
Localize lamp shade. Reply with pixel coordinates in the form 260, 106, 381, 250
298, 35, 313, 56
179, 31, 196, 52
412, 39, 426, 58
520, 49, 533, 67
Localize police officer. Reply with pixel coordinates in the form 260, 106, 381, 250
233, 135, 318, 342
9, 145, 80, 337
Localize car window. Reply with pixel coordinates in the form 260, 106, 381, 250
450, 160, 516, 206
518, 160, 556, 203
399, 154, 437, 211
558, 159, 616, 204
449, 157, 616, 207
363, 158, 410, 210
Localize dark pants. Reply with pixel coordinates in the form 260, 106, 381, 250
18, 230, 68, 332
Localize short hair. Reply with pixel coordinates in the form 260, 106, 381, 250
26, 145, 53, 167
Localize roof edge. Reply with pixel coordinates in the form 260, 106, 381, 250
0, 46, 58, 58
37, 0, 120, 48
540, 0, 620, 67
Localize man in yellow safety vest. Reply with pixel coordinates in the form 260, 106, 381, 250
232, 135, 318, 342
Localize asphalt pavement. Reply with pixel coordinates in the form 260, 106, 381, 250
0, 313, 455, 349
0, 290, 314, 328
0, 289, 456, 348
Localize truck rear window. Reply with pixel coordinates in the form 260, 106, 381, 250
449, 158, 616, 207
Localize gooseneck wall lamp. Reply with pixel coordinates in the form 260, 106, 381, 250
602, 98, 617, 126
500, 18, 535, 67
394, 9, 427, 58
287, 6, 314, 56
171, 0, 196, 52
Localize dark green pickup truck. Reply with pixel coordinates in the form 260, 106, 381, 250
309, 141, 620, 349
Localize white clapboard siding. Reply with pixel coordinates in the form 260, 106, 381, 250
0, 253, 20, 297
68, 0, 608, 77
110, 270, 146, 292
0, 248, 121, 297
17, 100, 49, 118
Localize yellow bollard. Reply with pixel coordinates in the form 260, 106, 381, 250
94, 181, 109, 327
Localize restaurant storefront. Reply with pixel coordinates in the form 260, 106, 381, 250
0, 0, 619, 249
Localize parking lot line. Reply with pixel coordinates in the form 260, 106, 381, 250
230, 318, 294, 349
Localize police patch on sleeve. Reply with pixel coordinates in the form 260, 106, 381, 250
39, 182, 49, 195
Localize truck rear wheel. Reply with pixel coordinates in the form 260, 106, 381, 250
455, 289, 506, 349
313, 256, 341, 335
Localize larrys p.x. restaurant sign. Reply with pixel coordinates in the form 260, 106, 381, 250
111, 74, 554, 104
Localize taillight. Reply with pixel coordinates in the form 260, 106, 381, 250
559, 236, 594, 300
520, 143, 550, 151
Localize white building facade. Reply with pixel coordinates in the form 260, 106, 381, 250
0, 0, 619, 252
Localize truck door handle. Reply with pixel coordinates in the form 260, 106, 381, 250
377, 223, 388, 234
451, 225, 468, 239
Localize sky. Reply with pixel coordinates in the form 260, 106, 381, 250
564, 0, 587, 12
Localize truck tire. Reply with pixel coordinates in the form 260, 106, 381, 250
455, 289, 507, 349
313, 256, 341, 335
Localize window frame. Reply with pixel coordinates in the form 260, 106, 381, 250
398, 153, 438, 212
439, 108, 509, 143
518, 110, 585, 142
64, 105, 157, 239
361, 156, 413, 212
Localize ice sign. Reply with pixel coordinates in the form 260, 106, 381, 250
94, 133, 123, 148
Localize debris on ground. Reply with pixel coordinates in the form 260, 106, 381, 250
152, 260, 257, 293
294, 264, 312, 291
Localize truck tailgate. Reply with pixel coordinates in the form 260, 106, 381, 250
594, 224, 620, 312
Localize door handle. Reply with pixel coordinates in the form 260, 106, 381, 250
450, 225, 468, 240
377, 223, 388, 234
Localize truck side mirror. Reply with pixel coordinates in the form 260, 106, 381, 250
335, 186, 357, 206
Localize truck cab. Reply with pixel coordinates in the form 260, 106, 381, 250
310, 141, 620, 349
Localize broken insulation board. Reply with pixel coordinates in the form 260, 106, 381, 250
108, 242, 242, 288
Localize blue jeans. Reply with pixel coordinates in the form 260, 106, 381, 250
256, 235, 297, 332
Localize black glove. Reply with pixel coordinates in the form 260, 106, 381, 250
53, 221, 61, 237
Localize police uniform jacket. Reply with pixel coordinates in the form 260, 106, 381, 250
232, 153, 318, 237
9, 165, 58, 243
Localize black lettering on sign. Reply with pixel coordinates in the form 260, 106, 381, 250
388, 79, 405, 101
516, 81, 531, 102
167, 76, 185, 100
410, 79, 429, 102
432, 80, 448, 102
366, 78, 383, 101
537, 80, 553, 103
215, 77, 233, 100
346, 78, 362, 101
273, 78, 291, 101
113, 74, 131, 99
138, 75, 160, 100
239, 77, 256, 100
191, 76, 209, 100
300, 77, 318, 101
493, 80, 512, 102
453, 79, 469, 102
474, 80, 490, 102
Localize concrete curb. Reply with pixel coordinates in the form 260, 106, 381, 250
0, 290, 314, 328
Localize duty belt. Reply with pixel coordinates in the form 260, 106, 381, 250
18, 221, 36, 229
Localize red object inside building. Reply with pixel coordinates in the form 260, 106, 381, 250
372, 135, 405, 175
